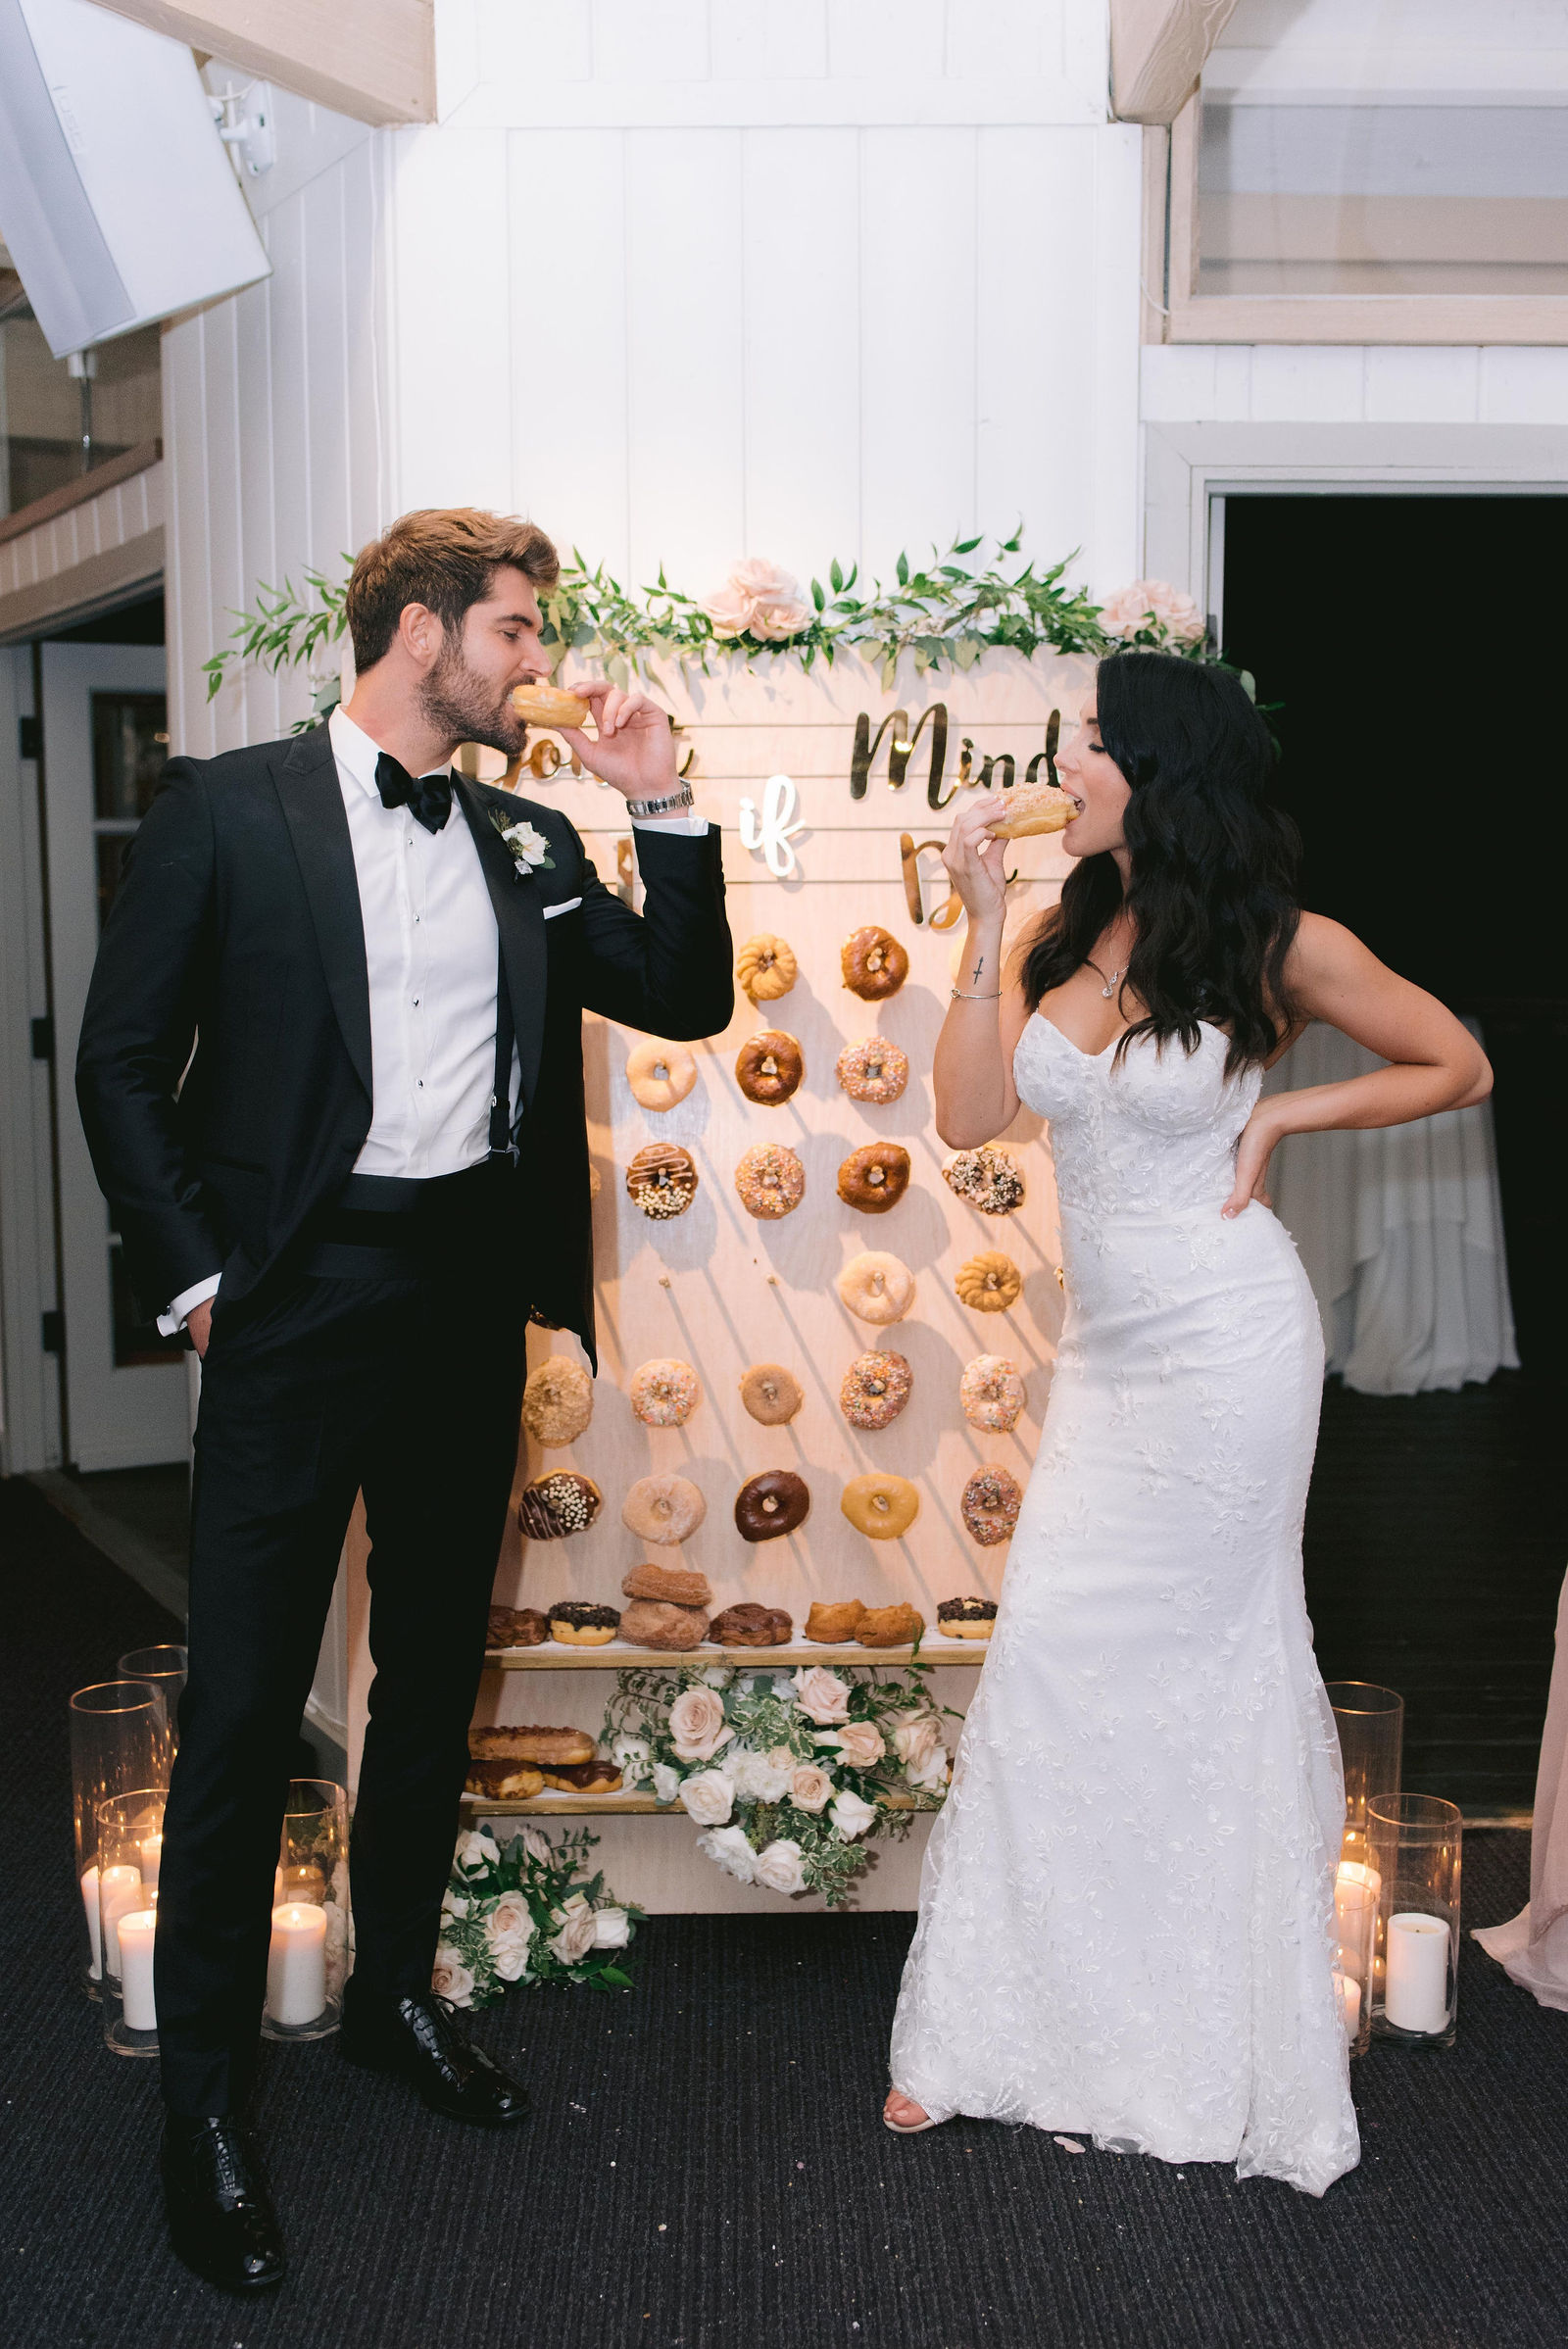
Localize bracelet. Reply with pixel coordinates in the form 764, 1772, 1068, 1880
950, 986, 1002, 1001
625, 784, 696, 819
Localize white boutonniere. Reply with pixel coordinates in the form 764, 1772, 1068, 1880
491, 810, 555, 877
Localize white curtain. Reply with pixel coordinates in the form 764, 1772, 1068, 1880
1261, 1020, 1518, 1395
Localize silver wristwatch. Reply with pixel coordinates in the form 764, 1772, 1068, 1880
625, 784, 696, 819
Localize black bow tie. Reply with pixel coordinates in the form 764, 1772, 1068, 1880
375, 752, 454, 835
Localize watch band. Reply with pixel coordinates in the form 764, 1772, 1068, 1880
625, 784, 696, 819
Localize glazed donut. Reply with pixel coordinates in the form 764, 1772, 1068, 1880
517, 1471, 603, 1540
960, 1465, 1024, 1546
625, 1144, 700, 1219
837, 1143, 910, 1215
626, 1039, 698, 1112
857, 1602, 924, 1648
618, 1598, 710, 1652
537, 1759, 624, 1792
629, 1358, 701, 1427
548, 1600, 620, 1646
621, 1472, 707, 1545
839, 1349, 912, 1431
835, 1251, 915, 1326
739, 1362, 804, 1425
805, 1599, 865, 1642
841, 925, 908, 1002
734, 1470, 810, 1542
521, 1355, 594, 1445
735, 1031, 804, 1106
959, 1354, 1026, 1434
955, 1250, 1022, 1313
736, 933, 798, 1003
512, 680, 591, 729
943, 1146, 1025, 1216
735, 1143, 806, 1219
621, 1559, 712, 1607
465, 1759, 546, 1800
836, 1035, 908, 1104
840, 1472, 920, 1541
983, 779, 1074, 838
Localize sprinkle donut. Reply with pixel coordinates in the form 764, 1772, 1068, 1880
734, 1470, 811, 1542
839, 1349, 913, 1431
836, 1035, 909, 1105
960, 1465, 1023, 1546
621, 1472, 707, 1545
837, 1142, 910, 1215
625, 1038, 698, 1112
959, 1354, 1026, 1433
629, 1358, 701, 1427
735, 1143, 806, 1219
943, 1146, 1025, 1216
735, 1030, 804, 1105
835, 1251, 915, 1325
841, 925, 908, 1003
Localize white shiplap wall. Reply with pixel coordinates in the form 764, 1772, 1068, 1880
1142, 344, 1568, 425
166, 2, 1144, 754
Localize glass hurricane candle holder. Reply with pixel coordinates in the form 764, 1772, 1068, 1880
1326, 1682, 1404, 1876
116, 1646, 188, 1751
1368, 1793, 1462, 2049
95, 1788, 166, 2056
262, 1779, 350, 2040
1333, 1858, 1379, 2057
70, 1682, 170, 1997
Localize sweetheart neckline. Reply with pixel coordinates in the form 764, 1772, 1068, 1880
1028, 1013, 1232, 1063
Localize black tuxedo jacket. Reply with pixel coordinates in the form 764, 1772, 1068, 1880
75, 722, 733, 1371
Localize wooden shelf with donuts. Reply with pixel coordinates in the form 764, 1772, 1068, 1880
481, 1638, 986, 1671
459, 1786, 936, 1817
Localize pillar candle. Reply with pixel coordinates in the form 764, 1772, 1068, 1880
266, 1903, 327, 2029
139, 1833, 163, 1890
118, 1907, 158, 2031
1385, 1911, 1450, 2032
80, 1866, 103, 1979
1332, 1968, 1361, 2039
99, 1864, 144, 1977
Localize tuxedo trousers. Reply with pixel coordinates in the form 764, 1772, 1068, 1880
154, 1223, 530, 2115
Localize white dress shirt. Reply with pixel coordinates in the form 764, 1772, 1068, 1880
161, 706, 707, 1330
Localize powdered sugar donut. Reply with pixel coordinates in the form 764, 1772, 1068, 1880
836, 1036, 908, 1105
959, 1355, 1026, 1434
621, 1473, 707, 1545
626, 1038, 698, 1111
835, 1251, 914, 1326
839, 1350, 912, 1431
629, 1358, 701, 1427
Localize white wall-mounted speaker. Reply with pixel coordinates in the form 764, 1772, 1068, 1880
0, 0, 270, 357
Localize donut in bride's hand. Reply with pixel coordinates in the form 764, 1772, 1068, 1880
512, 681, 591, 730
983, 780, 1075, 838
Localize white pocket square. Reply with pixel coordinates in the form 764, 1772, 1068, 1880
542, 895, 582, 920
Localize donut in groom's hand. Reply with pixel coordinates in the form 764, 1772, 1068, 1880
513, 681, 591, 729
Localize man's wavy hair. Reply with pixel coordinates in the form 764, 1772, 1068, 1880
345, 508, 560, 672
1019, 651, 1300, 1075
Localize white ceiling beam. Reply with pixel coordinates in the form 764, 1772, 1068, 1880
1111, 0, 1242, 124
91, 0, 434, 126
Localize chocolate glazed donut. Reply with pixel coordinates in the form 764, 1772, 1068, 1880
734, 1470, 810, 1542
837, 1143, 910, 1215
735, 1031, 804, 1105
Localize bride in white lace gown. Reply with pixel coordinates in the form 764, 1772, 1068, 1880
885, 654, 1490, 2195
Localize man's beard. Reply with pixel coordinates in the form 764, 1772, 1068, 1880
419, 639, 526, 758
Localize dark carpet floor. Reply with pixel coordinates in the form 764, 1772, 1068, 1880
4, 1480, 1566, 2349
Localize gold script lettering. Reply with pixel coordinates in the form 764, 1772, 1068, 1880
850, 703, 950, 807
899, 834, 963, 928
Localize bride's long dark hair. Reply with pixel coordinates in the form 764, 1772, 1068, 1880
1019, 652, 1301, 1075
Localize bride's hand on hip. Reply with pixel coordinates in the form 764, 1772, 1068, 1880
943, 795, 1009, 927
1222, 1103, 1282, 1219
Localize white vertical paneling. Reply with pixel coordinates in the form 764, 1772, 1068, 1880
233, 273, 281, 745
1479, 347, 1568, 422
508, 129, 630, 567
711, 1, 828, 79
947, 0, 1052, 78
593, 0, 709, 81
1247, 347, 1367, 422
740, 126, 860, 572
858, 126, 978, 569
1087, 122, 1143, 597
342, 145, 387, 555
262, 199, 313, 629
827, 0, 945, 80
1364, 348, 1481, 424
201, 302, 249, 756
476, 0, 593, 84
622, 129, 746, 585
303, 165, 353, 567
389, 127, 513, 512
162, 310, 214, 758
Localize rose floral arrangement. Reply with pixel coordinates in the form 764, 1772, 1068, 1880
604, 1662, 955, 1906
434, 1825, 640, 2009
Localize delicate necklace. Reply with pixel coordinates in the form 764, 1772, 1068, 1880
1086, 957, 1123, 1001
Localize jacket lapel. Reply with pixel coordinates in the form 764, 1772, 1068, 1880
273, 725, 373, 1102
455, 778, 547, 1117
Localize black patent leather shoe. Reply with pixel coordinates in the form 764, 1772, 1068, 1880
160, 2116, 285, 2293
340, 1993, 530, 2126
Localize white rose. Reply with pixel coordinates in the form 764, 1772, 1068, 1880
697, 1825, 759, 1884
679, 1770, 736, 1828
701, 558, 812, 644
754, 1838, 808, 1894
700, 1665, 734, 1689
730, 1747, 795, 1803
453, 1830, 499, 1874
593, 1907, 631, 1949
501, 818, 552, 868
440, 1891, 468, 1921
891, 1711, 943, 1777
830, 1788, 879, 1841
791, 1666, 853, 1725
549, 1901, 600, 1964
820, 1720, 885, 1770
1099, 579, 1204, 647
520, 1826, 555, 1865
652, 1763, 682, 1806
612, 1735, 654, 1786
430, 1945, 476, 2005
484, 1889, 535, 1982
668, 1686, 735, 1764
788, 1762, 835, 1814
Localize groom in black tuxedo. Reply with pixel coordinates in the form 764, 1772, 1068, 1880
76, 507, 732, 2292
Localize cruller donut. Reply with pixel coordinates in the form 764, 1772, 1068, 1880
734, 1470, 810, 1542
841, 925, 908, 1002
735, 1031, 804, 1105
836, 1035, 908, 1104
835, 1251, 915, 1325
621, 1472, 707, 1545
840, 1472, 920, 1541
626, 1039, 698, 1112
736, 933, 797, 1003
955, 1250, 1022, 1313
838, 1142, 910, 1215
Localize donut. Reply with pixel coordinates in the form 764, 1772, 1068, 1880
487, 1605, 548, 1649
736, 933, 797, 1003
626, 1144, 699, 1219
841, 925, 908, 1002
937, 1596, 998, 1640
960, 1466, 1023, 1546
836, 1035, 908, 1104
517, 1471, 603, 1540
471, 1725, 596, 1764
983, 779, 1074, 838
739, 1362, 804, 1425
943, 1146, 1025, 1216
734, 1470, 810, 1542
735, 1143, 805, 1219
626, 1039, 698, 1112
710, 1602, 793, 1648
464, 1759, 545, 1800
857, 1602, 924, 1648
512, 681, 591, 729
837, 1143, 910, 1215
805, 1599, 865, 1643
621, 1473, 707, 1545
629, 1358, 701, 1427
955, 1250, 1022, 1313
618, 1597, 710, 1652
521, 1355, 594, 1445
621, 1560, 712, 1607
959, 1355, 1026, 1433
835, 1251, 915, 1326
735, 1030, 804, 1106
538, 1759, 623, 1792
548, 1600, 620, 1646
839, 1349, 913, 1431
840, 1472, 920, 1541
